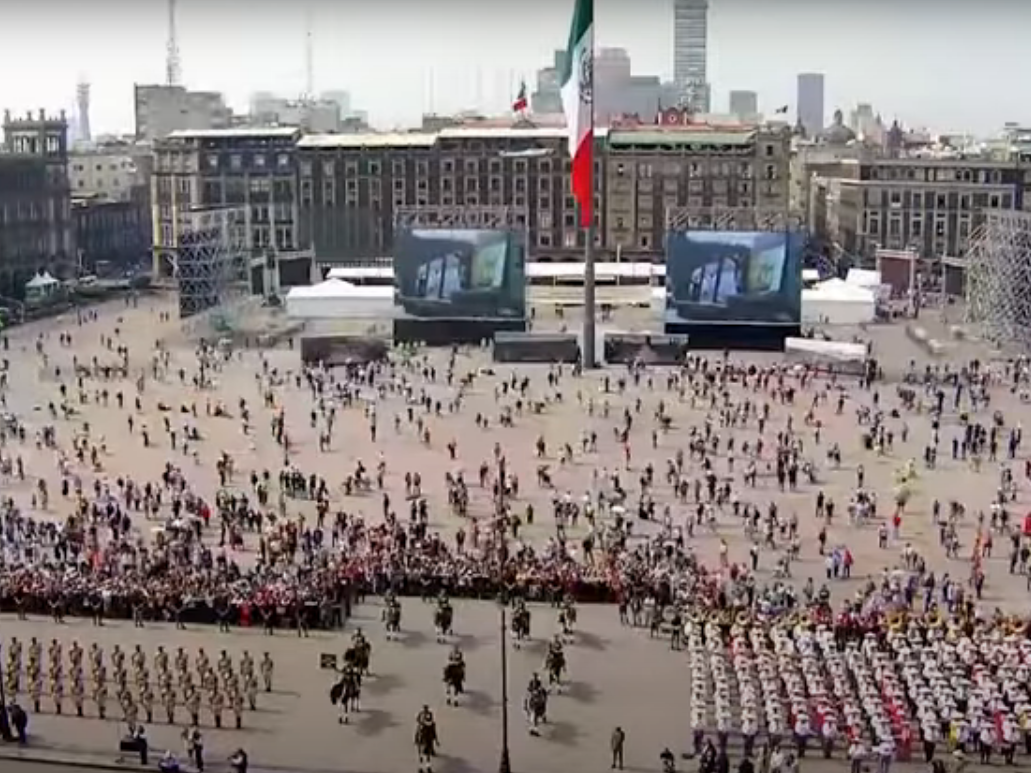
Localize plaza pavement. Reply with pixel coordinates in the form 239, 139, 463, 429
0, 296, 1025, 771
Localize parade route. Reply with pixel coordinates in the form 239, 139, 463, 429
0, 295, 1028, 771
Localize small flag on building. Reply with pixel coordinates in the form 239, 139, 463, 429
775, 105, 789, 114
512, 81, 528, 113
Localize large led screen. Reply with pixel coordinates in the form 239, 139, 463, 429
664, 231, 802, 326
393, 229, 526, 319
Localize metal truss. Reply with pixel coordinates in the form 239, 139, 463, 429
175, 206, 250, 321
665, 206, 806, 233
392, 205, 526, 231
964, 211, 1031, 348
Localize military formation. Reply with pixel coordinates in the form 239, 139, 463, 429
3, 637, 275, 730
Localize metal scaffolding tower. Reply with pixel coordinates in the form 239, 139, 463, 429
174, 206, 250, 322
964, 210, 1031, 348
664, 205, 806, 233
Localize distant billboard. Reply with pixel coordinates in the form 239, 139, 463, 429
393, 229, 526, 320
664, 231, 802, 327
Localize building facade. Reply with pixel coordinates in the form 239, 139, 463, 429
811, 158, 1030, 263
295, 114, 792, 265
74, 194, 151, 273
796, 73, 825, 138
673, 0, 710, 113
150, 127, 301, 277
134, 85, 233, 141
0, 109, 75, 297
69, 147, 144, 202
604, 111, 793, 257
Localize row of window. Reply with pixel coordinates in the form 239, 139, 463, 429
865, 212, 974, 240
867, 166, 1011, 184
867, 190, 1014, 210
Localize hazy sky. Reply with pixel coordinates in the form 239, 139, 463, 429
0, 0, 1024, 136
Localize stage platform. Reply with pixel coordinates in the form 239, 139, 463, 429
664, 322, 798, 351
392, 317, 527, 347
603, 333, 689, 365
493, 332, 581, 364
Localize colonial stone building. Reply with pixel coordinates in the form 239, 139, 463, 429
0, 109, 74, 298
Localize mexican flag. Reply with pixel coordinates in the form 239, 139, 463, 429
512, 81, 528, 113
560, 0, 594, 228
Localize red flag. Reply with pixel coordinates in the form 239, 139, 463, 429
512, 81, 528, 113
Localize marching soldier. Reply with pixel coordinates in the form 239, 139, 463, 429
159, 669, 173, 695
174, 647, 189, 675
131, 644, 146, 674
245, 674, 259, 711
261, 652, 274, 692
72, 672, 86, 717
135, 666, 150, 690
163, 685, 177, 725
95, 663, 108, 690
196, 648, 210, 676
231, 687, 245, 729
51, 670, 64, 715
218, 649, 232, 677
28, 637, 42, 674
155, 646, 169, 676
140, 683, 155, 724
240, 651, 254, 681
186, 688, 202, 727
115, 666, 128, 694
5, 662, 18, 699
69, 640, 83, 672
209, 686, 224, 729
95, 680, 109, 720
201, 667, 217, 693
30, 670, 44, 713
122, 689, 139, 733
8, 637, 23, 671
48, 638, 62, 672
89, 643, 102, 679
111, 644, 125, 674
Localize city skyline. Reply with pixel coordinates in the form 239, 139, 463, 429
0, 0, 1026, 136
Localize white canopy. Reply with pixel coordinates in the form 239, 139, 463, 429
802, 278, 877, 325
845, 268, 882, 289
285, 279, 394, 319
25, 272, 59, 289
785, 337, 868, 375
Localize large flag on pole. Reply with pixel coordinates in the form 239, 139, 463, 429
512, 81, 528, 113
560, 0, 594, 228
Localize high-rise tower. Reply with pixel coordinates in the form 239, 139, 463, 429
796, 73, 825, 138
673, 0, 710, 113
76, 78, 92, 142
166, 0, 181, 87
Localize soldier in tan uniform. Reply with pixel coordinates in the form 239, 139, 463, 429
209, 687, 224, 729
163, 685, 177, 725
245, 674, 259, 711
186, 688, 202, 727
140, 683, 155, 724
94, 681, 108, 720
261, 652, 274, 692
230, 687, 245, 729
72, 672, 86, 717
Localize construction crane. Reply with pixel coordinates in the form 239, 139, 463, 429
166, 0, 181, 87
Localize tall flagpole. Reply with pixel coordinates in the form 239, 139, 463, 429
582, 39, 596, 367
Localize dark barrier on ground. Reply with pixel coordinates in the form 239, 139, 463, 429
664, 321, 798, 351
493, 332, 580, 364
603, 332, 689, 365
392, 316, 526, 346
300, 334, 390, 365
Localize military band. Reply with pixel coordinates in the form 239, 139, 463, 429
0, 637, 268, 728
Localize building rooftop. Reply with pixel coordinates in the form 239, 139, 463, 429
165, 127, 301, 140
608, 129, 757, 147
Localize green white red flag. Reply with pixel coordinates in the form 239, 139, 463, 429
559, 0, 593, 228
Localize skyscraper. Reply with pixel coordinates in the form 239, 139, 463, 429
728, 90, 758, 121
797, 73, 825, 137
673, 0, 710, 113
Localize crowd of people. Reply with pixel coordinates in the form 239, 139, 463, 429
0, 299, 1029, 770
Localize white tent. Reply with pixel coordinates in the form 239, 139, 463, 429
285, 279, 395, 320
845, 268, 882, 289
785, 337, 868, 375
802, 277, 877, 325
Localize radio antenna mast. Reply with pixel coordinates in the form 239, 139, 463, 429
165, 0, 181, 86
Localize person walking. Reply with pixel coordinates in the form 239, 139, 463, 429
610, 726, 626, 770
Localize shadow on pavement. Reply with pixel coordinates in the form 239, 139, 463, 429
355, 707, 398, 738
365, 672, 404, 696
546, 719, 582, 747
564, 679, 599, 704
